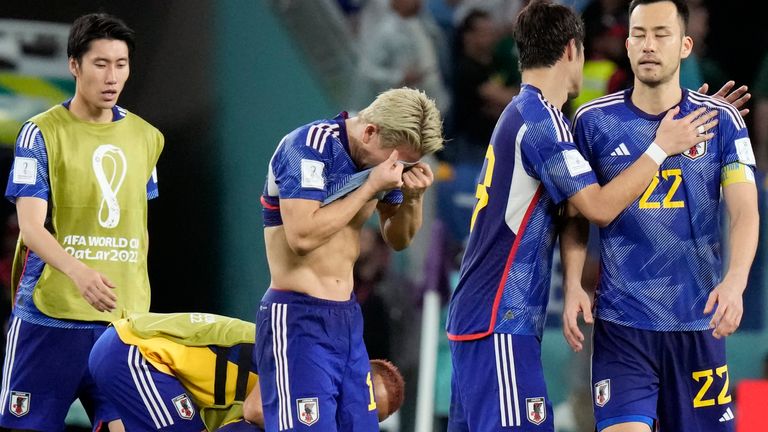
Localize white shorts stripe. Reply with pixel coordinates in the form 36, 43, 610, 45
139, 354, 175, 426
0, 316, 22, 415
281, 304, 293, 428
272, 303, 293, 430
506, 334, 521, 426
493, 334, 508, 427
128, 345, 164, 428
498, 334, 515, 426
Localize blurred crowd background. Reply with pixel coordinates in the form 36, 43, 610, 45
1, 0, 767, 431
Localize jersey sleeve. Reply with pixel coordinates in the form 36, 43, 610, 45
5, 122, 50, 203
271, 131, 331, 202
717, 106, 756, 186
146, 167, 159, 200
380, 189, 403, 205
521, 120, 597, 204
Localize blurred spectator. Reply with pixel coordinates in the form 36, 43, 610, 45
447, 9, 518, 164
352, 0, 450, 112
571, 0, 630, 111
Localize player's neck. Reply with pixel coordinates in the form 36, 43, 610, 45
521, 69, 568, 109
69, 93, 113, 123
345, 117, 364, 167
631, 80, 684, 116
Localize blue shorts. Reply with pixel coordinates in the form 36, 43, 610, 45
0, 314, 118, 431
449, 333, 553, 431
89, 327, 206, 431
254, 289, 379, 432
592, 319, 734, 432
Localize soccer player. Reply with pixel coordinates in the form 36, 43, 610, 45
88, 312, 406, 431
445, 1, 718, 430
564, 1, 759, 431
0, 13, 163, 432
256, 87, 442, 431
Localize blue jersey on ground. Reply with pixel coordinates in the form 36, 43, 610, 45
261, 113, 401, 227
447, 84, 598, 340
573, 88, 755, 331
4, 102, 159, 329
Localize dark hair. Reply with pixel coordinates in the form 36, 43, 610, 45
629, 0, 689, 33
457, 9, 491, 39
67, 13, 135, 62
514, 0, 584, 70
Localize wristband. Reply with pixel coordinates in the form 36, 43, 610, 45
644, 142, 667, 165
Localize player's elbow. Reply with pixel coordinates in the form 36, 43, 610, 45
579, 207, 614, 228
284, 230, 318, 256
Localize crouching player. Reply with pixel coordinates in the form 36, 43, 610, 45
89, 312, 404, 431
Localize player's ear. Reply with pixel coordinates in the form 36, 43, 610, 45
680, 35, 693, 60
68, 57, 80, 79
362, 124, 378, 145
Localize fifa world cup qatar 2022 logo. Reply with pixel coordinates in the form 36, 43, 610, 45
92, 145, 127, 229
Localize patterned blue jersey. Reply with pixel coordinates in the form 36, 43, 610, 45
573, 88, 755, 331
261, 112, 402, 227
5, 103, 159, 329
447, 84, 598, 340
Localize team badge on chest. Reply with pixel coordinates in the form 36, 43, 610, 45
682, 141, 707, 160
9, 391, 30, 417
297, 397, 319, 426
595, 379, 611, 407
526, 397, 547, 425
172, 393, 195, 419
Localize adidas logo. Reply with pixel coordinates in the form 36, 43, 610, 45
719, 407, 734, 422
610, 143, 631, 156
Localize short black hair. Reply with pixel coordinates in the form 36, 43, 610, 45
629, 0, 690, 33
514, 0, 584, 70
67, 13, 135, 62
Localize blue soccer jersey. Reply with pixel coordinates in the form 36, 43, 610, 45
573, 88, 756, 331
446, 84, 598, 340
261, 112, 401, 227
4, 103, 159, 329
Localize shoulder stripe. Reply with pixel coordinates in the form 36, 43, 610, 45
18, 123, 40, 149
573, 96, 624, 124
537, 94, 572, 142
688, 92, 745, 129
573, 92, 624, 121
305, 123, 341, 153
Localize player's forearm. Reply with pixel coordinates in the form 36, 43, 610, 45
580, 154, 659, 226
381, 197, 423, 251
723, 207, 759, 293
19, 222, 86, 279
560, 212, 590, 292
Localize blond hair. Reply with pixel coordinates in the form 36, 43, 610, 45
357, 87, 444, 155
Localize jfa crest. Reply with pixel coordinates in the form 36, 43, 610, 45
682, 141, 707, 160
526, 397, 547, 425
172, 394, 195, 420
297, 397, 319, 426
595, 379, 611, 407
9, 391, 30, 417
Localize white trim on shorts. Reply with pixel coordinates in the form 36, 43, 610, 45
272, 303, 294, 431
127, 345, 175, 429
0, 316, 22, 415
494, 333, 521, 427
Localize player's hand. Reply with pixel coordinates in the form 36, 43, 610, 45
367, 150, 404, 194
70, 263, 118, 312
562, 284, 594, 352
698, 81, 750, 117
703, 279, 745, 339
654, 106, 718, 156
401, 162, 433, 201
